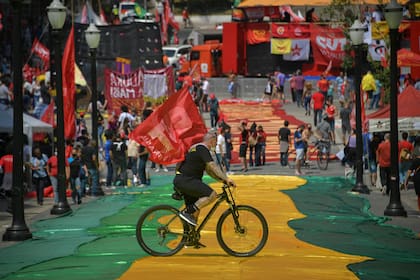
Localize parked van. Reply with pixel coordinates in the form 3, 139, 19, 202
162, 44, 192, 69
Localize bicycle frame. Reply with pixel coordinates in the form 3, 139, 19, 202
194, 185, 236, 234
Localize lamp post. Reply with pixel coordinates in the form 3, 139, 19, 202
384, 0, 406, 216
349, 19, 370, 194
85, 23, 104, 196
2, 0, 32, 242
47, 0, 72, 215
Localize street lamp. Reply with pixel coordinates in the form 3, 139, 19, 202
349, 19, 370, 194
2, 0, 32, 242
384, 0, 406, 217
47, 0, 72, 215
85, 23, 104, 196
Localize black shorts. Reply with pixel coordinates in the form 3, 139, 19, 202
173, 175, 213, 205
277, 86, 284, 93
239, 143, 248, 158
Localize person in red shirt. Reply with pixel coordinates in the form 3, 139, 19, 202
311, 88, 325, 126
182, 7, 191, 28
0, 154, 13, 194
399, 131, 414, 189
317, 75, 329, 102
377, 133, 391, 195
325, 99, 337, 144
47, 152, 59, 205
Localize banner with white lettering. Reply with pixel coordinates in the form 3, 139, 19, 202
310, 23, 347, 67
104, 68, 144, 114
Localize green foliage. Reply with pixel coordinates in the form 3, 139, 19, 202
320, 0, 357, 24
370, 60, 391, 104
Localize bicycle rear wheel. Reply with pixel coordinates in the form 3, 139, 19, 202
136, 205, 187, 256
316, 149, 329, 170
216, 205, 268, 257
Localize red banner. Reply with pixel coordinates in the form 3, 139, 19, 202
104, 68, 144, 114
271, 23, 310, 39
129, 86, 207, 165
310, 24, 346, 67
246, 28, 270, 45
62, 26, 76, 140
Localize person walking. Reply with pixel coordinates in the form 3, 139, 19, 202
82, 139, 100, 196
255, 125, 267, 166
377, 133, 391, 195
238, 120, 249, 172
294, 70, 305, 108
215, 128, 228, 172
31, 147, 50, 205
224, 125, 233, 174
399, 132, 414, 190
127, 138, 139, 185
278, 120, 291, 167
362, 70, 376, 106
368, 133, 382, 187
340, 101, 352, 145
275, 69, 286, 101
103, 130, 114, 187
111, 132, 128, 187
294, 125, 305, 175
47, 149, 59, 205
68, 147, 83, 204
325, 99, 337, 144
311, 87, 325, 127
303, 82, 313, 116
208, 93, 219, 128
404, 152, 420, 210
137, 144, 149, 187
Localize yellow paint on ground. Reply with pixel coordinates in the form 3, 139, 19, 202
120, 175, 369, 280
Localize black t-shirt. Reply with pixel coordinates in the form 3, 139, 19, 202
179, 144, 213, 180
142, 109, 154, 121
81, 145, 96, 169
278, 127, 291, 141
111, 139, 127, 161
69, 157, 82, 178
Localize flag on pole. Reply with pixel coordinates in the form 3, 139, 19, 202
62, 25, 76, 140
129, 86, 207, 165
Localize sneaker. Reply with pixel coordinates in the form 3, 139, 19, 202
179, 210, 197, 226
138, 184, 146, 188
163, 167, 169, 172
154, 168, 160, 173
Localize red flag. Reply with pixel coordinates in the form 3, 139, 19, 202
62, 25, 76, 139
164, 0, 180, 31
41, 99, 55, 126
30, 38, 50, 70
129, 86, 207, 165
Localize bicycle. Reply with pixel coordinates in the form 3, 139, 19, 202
136, 183, 269, 257
314, 139, 330, 170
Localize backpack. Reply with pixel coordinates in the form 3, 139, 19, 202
400, 148, 412, 161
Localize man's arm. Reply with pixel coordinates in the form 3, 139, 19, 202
205, 161, 235, 186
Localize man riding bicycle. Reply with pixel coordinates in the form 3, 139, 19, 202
174, 130, 236, 226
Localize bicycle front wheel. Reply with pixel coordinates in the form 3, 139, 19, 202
216, 205, 268, 257
136, 205, 187, 256
316, 149, 329, 170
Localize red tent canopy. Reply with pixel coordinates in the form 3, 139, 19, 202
398, 49, 420, 67
366, 85, 420, 132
